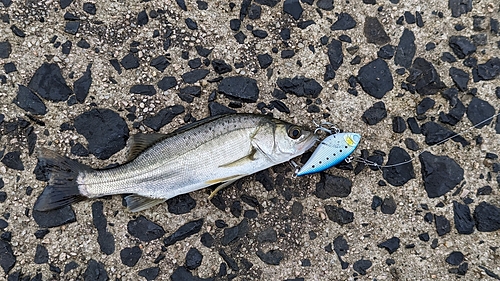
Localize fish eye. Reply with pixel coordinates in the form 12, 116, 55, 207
287, 126, 302, 139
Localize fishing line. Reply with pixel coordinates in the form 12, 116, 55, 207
353, 111, 500, 170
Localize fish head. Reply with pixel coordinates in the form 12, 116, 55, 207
253, 120, 318, 163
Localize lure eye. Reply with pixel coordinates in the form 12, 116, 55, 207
288, 126, 302, 139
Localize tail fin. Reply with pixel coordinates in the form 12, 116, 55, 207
33, 148, 92, 211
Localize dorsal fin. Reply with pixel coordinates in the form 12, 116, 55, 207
127, 133, 167, 161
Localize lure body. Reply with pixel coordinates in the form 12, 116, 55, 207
296, 133, 361, 176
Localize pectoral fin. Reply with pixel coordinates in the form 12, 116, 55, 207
219, 147, 257, 168
205, 175, 245, 199
125, 195, 166, 212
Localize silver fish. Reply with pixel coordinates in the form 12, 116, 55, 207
34, 114, 318, 212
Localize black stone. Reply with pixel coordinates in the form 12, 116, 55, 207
407, 117, 421, 134
256, 169, 274, 191
297, 20, 315, 29
395, 29, 416, 69
418, 232, 430, 241
283, 0, 303, 20
34, 244, 49, 264
0, 41, 11, 59
449, 36, 476, 59
371, 196, 383, 210
120, 53, 140, 69
34, 229, 49, 239
406, 58, 446, 95
276, 77, 323, 98
353, 259, 372, 275
416, 97, 435, 115
150, 55, 170, 72
449, 0, 472, 17
167, 194, 196, 215
363, 17, 390, 45
421, 121, 469, 146
74, 64, 92, 103
188, 58, 202, 69
471, 34, 487, 46
120, 246, 142, 267
476, 57, 500, 81
449, 67, 469, 91
218, 76, 259, 102
92, 202, 115, 255
185, 247, 203, 270
234, 31, 247, 44
137, 10, 148, 26
83, 2, 96, 14
209, 102, 236, 116
419, 151, 464, 198
83, 259, 109, 281
211, 59, 232, 74
316, 0, 333, 10
270, 100, 290, 114
76, 39, 90, 49
392, 116, 407, 133
281, 49, 295, 58
127, 215, 165, 242
330, 12, 356, 30
0, 240, 15, 274
195, 46, 212, 57
255, 0, 279, 6
28, 63, 73, 102
1, 151, 24, 170
453, 201, 474, 234
138, 267, 159, 281
64, 261, 78, 273
441, 52, 457, 63
143, 105, 185, 131
467, 97, 495, 129
381, 196, 397, 214
65, 21, 80, 35
256, 249, 283, 265
3, 62, 16, 73
435, 215, 451, 236
425, 42, 436, 51
185, 18, 198, 30
218, 249, 239, 272
164, 219, 204, 246
252, 29, 268, 38
157, 76, 177, 91
362, 101, 387, 125
176, 0, 187, 10
171, 266, 211, 281
474, 202, 500, 232
378, 45, 395, 59
378, 237, 400, 254
130, 84, 156, 96
404, 11, 416, 24
32, 206, 76, 228
61, 40, 72, 54
182, 69, 210, 84
257, 227, 277, 243
382, 147, 415, 186
74, 108, 129, 159
10, 25, 26, 37
248, 4, 262, 19
71, 143, 89, 157
477, 186, 492, 195
326, 39, 343, 71
244, 210, 258, 219
325, 205, 354, 225
404, 138, 419, 151
200, 232, 214, 248
13, 85, 47, 115
446, 251, 464, 265
229, 19, 241, 31
315, 174, 352, 199
357, 59, 393, 99
109, 59, 122, 74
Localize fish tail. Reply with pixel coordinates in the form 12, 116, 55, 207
33, 148, 92, 211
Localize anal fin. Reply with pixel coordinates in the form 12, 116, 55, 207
125, 195, 166, 212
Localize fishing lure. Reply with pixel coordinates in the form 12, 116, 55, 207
295, 132, 361, 176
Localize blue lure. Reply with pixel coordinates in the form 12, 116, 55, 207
295, 133, 361, 176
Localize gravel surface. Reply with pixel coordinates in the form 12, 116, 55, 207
0, 0, 499, 280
